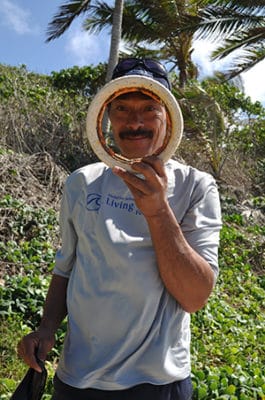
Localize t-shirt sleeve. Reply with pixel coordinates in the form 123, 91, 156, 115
180, 175, 222, 281
53, 180, 77, 278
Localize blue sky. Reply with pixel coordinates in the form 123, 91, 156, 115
1, 0, 265, 104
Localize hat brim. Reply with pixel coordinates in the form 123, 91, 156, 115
86, 75, 183, 172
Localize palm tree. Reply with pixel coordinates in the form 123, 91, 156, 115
83, 0, 207, 87
181, 0, 265, 79
46, 0, 124, 82
47, 1, 212, 88
79, 0, 205, 87
120, 0, 200, 88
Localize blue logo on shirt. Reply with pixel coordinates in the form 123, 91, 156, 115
86, 193, 102, 211
86, 192, 141, 215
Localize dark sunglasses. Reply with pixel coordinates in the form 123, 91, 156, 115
112, 58, 170, 88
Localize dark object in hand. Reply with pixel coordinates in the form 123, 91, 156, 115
10, 359, 47, 400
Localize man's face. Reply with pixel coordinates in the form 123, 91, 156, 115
108, 92, 168, 159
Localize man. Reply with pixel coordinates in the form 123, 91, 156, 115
18, 59, 222, 400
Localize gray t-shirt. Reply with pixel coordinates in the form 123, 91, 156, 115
54, 159, 222, 389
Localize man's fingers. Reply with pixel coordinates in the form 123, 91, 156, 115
139, 156, 167, 178
37, 341, 48, 364
17, 335, 42, 372
113, 166, 151, 194
112, 156, 168, 217
131, 161, 157, 179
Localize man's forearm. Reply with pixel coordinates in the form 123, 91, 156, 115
146, 204, 214, 313
39, 274, 68, 333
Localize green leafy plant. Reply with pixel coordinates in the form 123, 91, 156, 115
0, 273, 49, 326
191, 208, 265, 399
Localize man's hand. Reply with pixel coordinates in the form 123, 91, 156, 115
17, 274, 68, 371
17, 330, 55, 372
112, 155, 168, 217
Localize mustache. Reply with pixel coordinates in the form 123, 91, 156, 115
119, 129, 153, 139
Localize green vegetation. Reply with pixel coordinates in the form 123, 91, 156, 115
1, 197, 264, 399
192, 213, 265, 399
0, 63, 264, 399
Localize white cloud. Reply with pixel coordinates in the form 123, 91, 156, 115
192, 40, 216, 77
65, 27, 110, 66
192, 39, 265, 104
0, 0, 36, 34
192, 39, 243, 78
242, 61, 265, 104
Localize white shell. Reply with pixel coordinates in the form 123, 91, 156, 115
86, 75, 183, 171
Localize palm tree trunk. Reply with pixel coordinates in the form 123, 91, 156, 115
105, 0, 124, 82
102, 0, 124, 133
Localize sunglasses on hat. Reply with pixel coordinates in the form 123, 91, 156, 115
112, 58, 171, 90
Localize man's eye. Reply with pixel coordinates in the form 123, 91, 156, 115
145, 105, 159, 112
145, 106, 155, 111
116, 105, 127, 111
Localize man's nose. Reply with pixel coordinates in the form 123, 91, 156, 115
126, 110, 144, 130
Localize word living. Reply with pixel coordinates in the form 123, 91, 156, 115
106, 194, 141, 215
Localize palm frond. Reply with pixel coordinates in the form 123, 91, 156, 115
222, 46, 265, 79
46, 0, 93, 42
82, 2, 113, 34
195, 6, 264, 41
81, 0, 178, 45
214, 0, 265, 12
118, 0, 186, 43
122, 5, 161, 43
212, 27, 265, 59
119, 44, 164, 59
